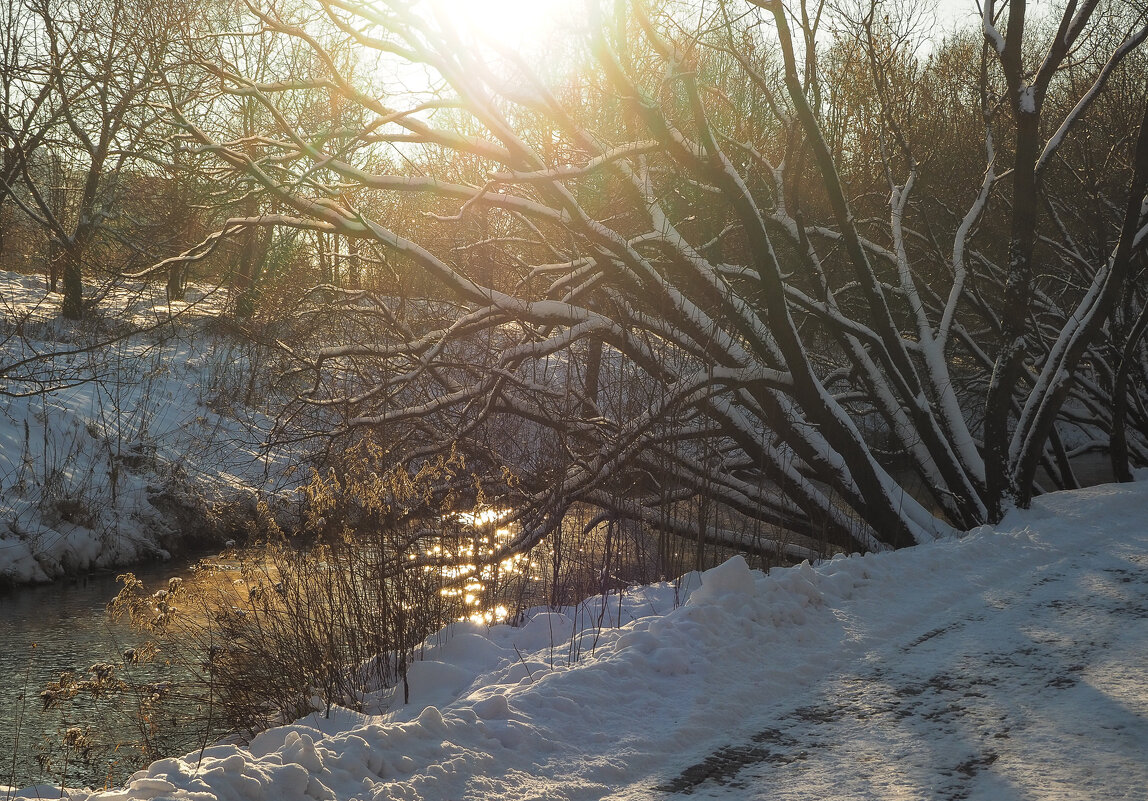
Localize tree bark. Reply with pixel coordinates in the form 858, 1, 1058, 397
60, 242, 83, 320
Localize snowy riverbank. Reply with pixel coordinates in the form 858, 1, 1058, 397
0, 270, 300, 584
5, 478, 1147, 800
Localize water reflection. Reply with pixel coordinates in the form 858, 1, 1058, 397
433, 509, 534, 625
0, 561, 197, 790
0, 506, 641, 790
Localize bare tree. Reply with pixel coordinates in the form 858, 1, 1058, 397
178, 0, 1148, 557
1, 0, 197, 318
0, 0, 61, 267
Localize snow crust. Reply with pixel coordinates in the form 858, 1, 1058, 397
4, 479, 1147, 800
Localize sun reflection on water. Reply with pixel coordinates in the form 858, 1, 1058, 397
423, 509, 534, 625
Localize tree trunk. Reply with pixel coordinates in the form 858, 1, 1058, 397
1112, 293, 1148, 482
318, 230, 332, 284
984, 100, 1042, 519
348, 237, 361, 289
167, 262, 185, 302
584, 336, 602, 409
48, 239, 61, 292
1015, 97, 1148, 496
60, 242, 83, 319
235, 224, 267, 318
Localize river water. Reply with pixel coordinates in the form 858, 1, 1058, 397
0, 529, 531, 793
0, 561, 196, 791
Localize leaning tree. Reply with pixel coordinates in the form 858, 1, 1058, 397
171, 0, 1148, 558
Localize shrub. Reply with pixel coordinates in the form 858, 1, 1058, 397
108, 439, 489, 739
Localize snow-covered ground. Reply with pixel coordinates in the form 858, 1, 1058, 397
3, 478, 1145, 800
0, 270, 300, 583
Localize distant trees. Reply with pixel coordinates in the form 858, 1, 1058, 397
0, 0, 206, 318
162, 0, 1148, 555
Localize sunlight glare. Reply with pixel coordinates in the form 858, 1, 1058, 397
467, 604, 510, 625
430, 0, 578, 48
456, 507, 511, 527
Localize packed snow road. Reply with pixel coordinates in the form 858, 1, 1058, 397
6, 482, 1148, 801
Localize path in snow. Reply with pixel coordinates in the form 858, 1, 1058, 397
657, 492, 1148, 800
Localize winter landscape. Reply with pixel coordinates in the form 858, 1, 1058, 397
3, 0, 1148, 797
2, 311, 1148, 798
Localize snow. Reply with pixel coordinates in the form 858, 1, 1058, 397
3, 271, 1148, 799
0, 270, 301, 584
3, 478, 1147, 800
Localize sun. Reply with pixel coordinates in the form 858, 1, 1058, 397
362, 0, 586, 98
429, 0, 582, 49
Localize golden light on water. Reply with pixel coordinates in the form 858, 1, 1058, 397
455, 508, 512, 527
424, 509, 536, 624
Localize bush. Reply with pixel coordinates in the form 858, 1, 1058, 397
106, 433, 774, 745
107, 439, 492, 739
